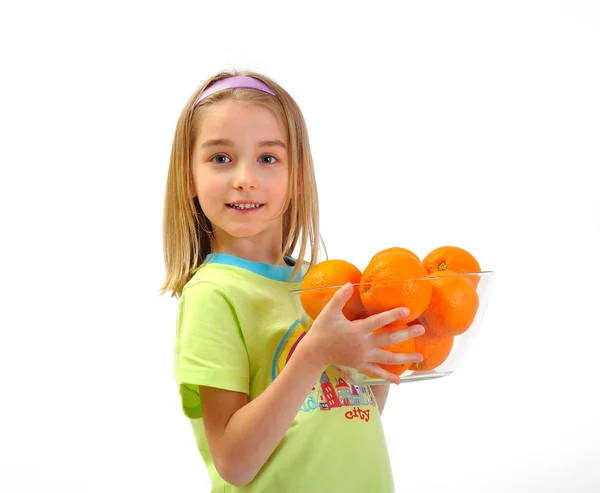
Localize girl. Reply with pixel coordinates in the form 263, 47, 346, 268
161, 70, 425, 492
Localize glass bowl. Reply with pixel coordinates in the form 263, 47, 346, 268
289, 271, 494, 385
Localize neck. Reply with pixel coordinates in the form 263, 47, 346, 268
213, 233, 287, 266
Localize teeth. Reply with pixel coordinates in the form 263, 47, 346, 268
230, 203, 261, 209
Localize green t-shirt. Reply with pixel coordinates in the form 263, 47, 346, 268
174, 254, 394, 492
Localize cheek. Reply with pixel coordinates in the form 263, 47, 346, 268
269, 168, 289, 203
197, 187, 221, 211
194, 172, 224, 211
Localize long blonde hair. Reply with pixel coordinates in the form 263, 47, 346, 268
160, 69, 324, 297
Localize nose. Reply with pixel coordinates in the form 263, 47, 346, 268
232, 161, 257, 190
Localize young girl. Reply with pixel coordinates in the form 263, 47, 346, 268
161, 70, 425, 492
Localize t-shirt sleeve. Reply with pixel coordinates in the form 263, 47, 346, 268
174, 281, 249, 418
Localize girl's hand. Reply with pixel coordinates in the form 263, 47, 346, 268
300, 282, 425, 384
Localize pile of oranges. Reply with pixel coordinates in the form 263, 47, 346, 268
299, 245, 482, 376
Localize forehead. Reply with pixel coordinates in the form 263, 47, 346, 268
197, 100, 286, 141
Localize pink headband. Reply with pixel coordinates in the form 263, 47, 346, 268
192, 76, 275, 108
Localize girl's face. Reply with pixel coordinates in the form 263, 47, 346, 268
191, 100, 289, 254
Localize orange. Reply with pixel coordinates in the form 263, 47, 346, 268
359, 251, 432, 324
300, 259, 366, 321
409, 322, 454, 371
375, 247, 420, 261
420, 270, 479, 336
373, 321, 416, 377
422, 245, 481, 288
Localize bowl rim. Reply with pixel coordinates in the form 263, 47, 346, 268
289, 270, 494, 294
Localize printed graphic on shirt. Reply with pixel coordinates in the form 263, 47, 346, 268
271, 319, 308, 380
272, 320, 377, 416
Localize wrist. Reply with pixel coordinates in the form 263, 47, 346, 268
295, 331, 328, 374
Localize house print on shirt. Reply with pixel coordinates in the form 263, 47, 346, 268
305, 368, 376, 413
320, 371, 341, 410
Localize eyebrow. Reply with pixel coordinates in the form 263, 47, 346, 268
200, 138, 286, 149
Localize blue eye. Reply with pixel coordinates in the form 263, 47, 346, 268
211, 154, 231, 164
260, 155, 278, 164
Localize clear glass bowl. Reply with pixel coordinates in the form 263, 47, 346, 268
289, 271, 494, 385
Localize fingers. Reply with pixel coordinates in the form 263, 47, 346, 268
371, 347, 424, 366
371, 324, 425, 348
362, 306, 410, 331
360, 363, 401, 385
320, 282, 355, 318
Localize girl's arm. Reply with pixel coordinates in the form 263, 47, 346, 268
199, 341, 326, 487
200, 285, 423, 486
371, 384, 391, 414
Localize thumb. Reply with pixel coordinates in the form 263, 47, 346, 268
322, 282, 354, 317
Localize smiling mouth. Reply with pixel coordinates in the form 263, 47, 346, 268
226, 203, 265, 210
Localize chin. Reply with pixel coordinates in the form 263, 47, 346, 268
225, 227, 265, 238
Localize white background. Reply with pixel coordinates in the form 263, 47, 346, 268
1, 1, 599, 492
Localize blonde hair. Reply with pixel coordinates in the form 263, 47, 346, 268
160, 69, 324, 297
